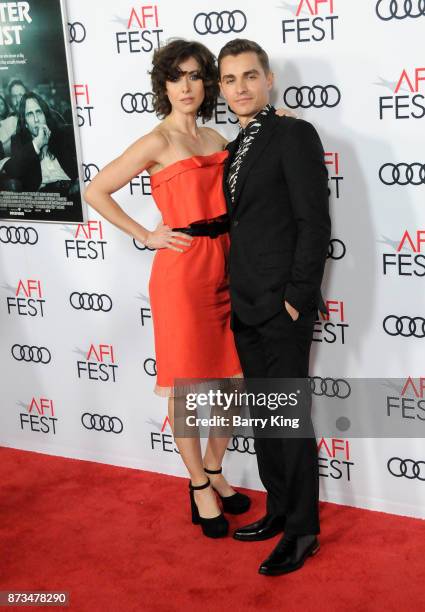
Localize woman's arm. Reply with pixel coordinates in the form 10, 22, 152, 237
84, 131, 191, 252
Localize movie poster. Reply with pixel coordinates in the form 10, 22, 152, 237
0, 0, 86, 223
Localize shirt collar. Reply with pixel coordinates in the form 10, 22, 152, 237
238, 103, 274, 136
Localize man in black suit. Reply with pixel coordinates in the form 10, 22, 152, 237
4, 91, 78, 195
218, 39, 331, 575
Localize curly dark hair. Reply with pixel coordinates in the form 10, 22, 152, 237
150, 39, 219, 123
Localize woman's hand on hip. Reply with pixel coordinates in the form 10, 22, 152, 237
146, 221, 193, 252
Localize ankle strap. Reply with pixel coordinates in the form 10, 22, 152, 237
204, 467, 222, 475
189, 477, 210, 491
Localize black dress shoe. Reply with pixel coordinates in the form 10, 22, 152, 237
258, 534, 320, 575
233, 514, 285, 542
204, 467, 251, 514
189, 478, 229, 539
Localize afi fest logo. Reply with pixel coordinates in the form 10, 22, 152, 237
325, 151, 343, 198
128, 169, 152, 197
6, 279, 45, 317
0, 1, 32, 45
213, 99, 239, 126
77, 344, 118, 382
386, 377, 425, 422
74, 84, 94, 127
318, 437, 354, 481
281, 0, 338, 44
150, 415, 180, 453
382, 229, 425, 276
313, 299, 349, 344
65, 220, 107, 260
115, 5, 162, 54
19, 397, 57, 434
378, 67, 425, 119
137, 293, 152, 326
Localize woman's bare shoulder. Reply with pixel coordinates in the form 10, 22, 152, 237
127, 126, 168, 155
199, 126, 228, 149
118, 127, 170, 172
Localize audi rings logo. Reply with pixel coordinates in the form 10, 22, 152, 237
283, 86, 341, 109
387, 457, 425, 480
121, 92, 155, 114
11, 344, 51, 364
70, 292, 113, 312
227, 435, 256, 454
383, 316, 425, 337
0, 226, 38, 245
68, 22, 86, 43
133, 238, 155, 252
379, 163, 425, 186
193, 10, 247, 35
310, 377, 351, 399
376, 0, 425, 20
82, 163, 100, 183
327, 239, 346, 260
81, 413, 123, 434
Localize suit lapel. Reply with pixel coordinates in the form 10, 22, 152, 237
223, 136, 240, 214
231, 111, 277, 212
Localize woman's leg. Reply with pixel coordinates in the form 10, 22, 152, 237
168, 397, 221, 518
203, 436, 238, 497
202, 380, 244, 497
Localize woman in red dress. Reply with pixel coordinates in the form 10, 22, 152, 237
85, 40, 250, 538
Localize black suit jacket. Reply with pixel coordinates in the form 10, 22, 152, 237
4, 125, 78, 191
223, 111, 331, 327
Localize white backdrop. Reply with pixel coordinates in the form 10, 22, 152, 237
1, 0, 424, 519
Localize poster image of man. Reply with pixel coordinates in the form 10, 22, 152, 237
3, 92, 79, 198
0, 0, 85, 223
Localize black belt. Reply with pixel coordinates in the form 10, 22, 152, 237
172, 217, 229, 238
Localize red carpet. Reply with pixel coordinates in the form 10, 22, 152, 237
1, 446, 424, 612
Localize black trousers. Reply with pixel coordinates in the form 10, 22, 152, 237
232, 306, 320, 536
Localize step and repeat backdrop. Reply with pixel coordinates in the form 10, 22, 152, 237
1, 0, 424, 519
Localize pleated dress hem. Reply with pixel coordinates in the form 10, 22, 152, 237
153, 370, 244, 398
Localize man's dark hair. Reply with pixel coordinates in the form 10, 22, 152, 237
218, 39, 270, 77
0, 94, 10, 120
16, 92, 60, 159
150, 38, 219, 122
7, 78, 27, 96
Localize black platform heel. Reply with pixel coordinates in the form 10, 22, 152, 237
189, 477, 229, 538
204, 467, 251, 514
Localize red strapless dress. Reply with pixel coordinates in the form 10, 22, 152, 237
149, 150, 242, 397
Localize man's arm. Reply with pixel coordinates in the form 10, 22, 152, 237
281, 119, 331, 314
4, 139, 39, 180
